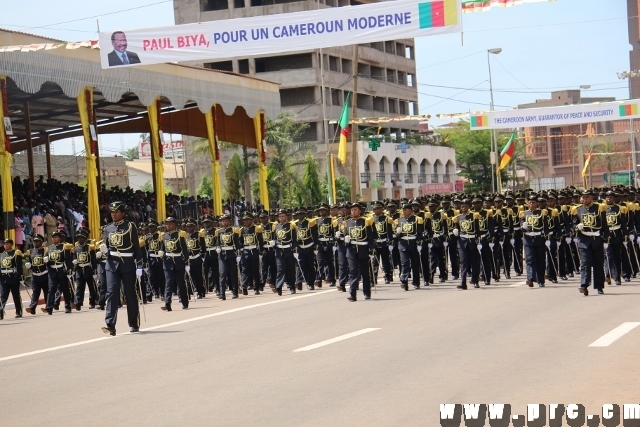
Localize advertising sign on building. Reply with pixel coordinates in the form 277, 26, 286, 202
138, 140, 185, 158
421, 183, 454, 194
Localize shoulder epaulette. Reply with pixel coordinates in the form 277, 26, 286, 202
179, 230, 187, 238
599, 203, 607, 213
486, 209, 493, 218
473, 212, 481, 220
138, 238, 146, 247
424, 212, 432, 220
199, 231, 206, 238
63, 243, 74, 250
89, 244, 96, 251
365, 217, 375, 227
255, 225, 263, 233
416, 217, 424, 224
621, 206, 628, 214
308, 218, 317, 227
519, 211, 525, 219
570, 206, 578, 215
14, 249, 23, 256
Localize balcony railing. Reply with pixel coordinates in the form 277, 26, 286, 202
390, 173, 401, 181
361, 173, 371, 183
405, 174, 414, 184
443, 174, 451, 183
417, 174, 427, 183
376, 173, 386, 182
431, 174, 439, 183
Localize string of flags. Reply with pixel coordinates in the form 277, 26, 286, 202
462, 0, 555, 13
0, 40, 99, 53
329, 115, 431, 125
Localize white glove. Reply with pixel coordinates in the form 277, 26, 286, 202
25, 262, 32, 269
95, 251, 103, 259
335, 231, 341, 239
396, 227, 402, 235
545, 240, 551, 248
294, 253, 299, 260
216, 248, 221, 254
314, 250, 318, 255
43, 256, 49, 263
136, 268, 143, 279
572, 237, 578, 243
565, 237, 572, 244
93, 274, 98, 283
443, 241, 448, 247
235, 256, 241, 263
185, 265, 191, 273
428, 243, 433, 249
489, 243, 494, 249
388, 245, 394, 252
603, 243, 609, 250
72, 259, 78, 266
577, 223, 584, 231
509, 239, 515, 245
344, 235, 351, 244
476, 244, 483, 252
99, 243, 108, 254
67, 274, 73, 281
417, 246, 422, 254
522, 223, 530, 231
332, 246, 337, 254
452, 229, 459, 237
623, 241, 628, 247
158, 250, 165, 257
269, 240, 275, 246
630, 234, 636, 242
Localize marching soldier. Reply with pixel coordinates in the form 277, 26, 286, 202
315, 203, 335, 287
259, 211, 277, 292
539, 195, 560, 284
24, 234, 48, 315
395, 202, 424, 290
202, 215, 220, 295
185, 217, 206, 298
521, 194, 550, 287
294, 207, 318, 290
333, 203, 350, 293
215, 214, 242, 300
507, 194, 524, 277
100, 202, 143, 334
239, 212, 264, 295
343, 202, 376, 301
161, 217, 190, 310
145, 219, 165, 300
371, 202, 394, 284
413, 199, 432, 286
70, 229, 98, 310
0, 239, 24, 319
493, 195, 513, 279
571, 189, 609, 296
604, 190, 628, 286
42, 231, 74, 315
472, 197, 496, 285
95, 227, 108, 310
386, 201, 401, 272
274, 209, 298, 295
451, 199, 480, 289
441, 197, 460, 280
557, 192, 574, 280
427, 200, 448, 283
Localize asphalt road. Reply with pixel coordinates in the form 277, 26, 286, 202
1, 271, 639, 426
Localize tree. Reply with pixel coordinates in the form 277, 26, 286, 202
225, 153, 245, 200
197, 175, 213, 198
322, 175, 351, 202
179, 189, 190, 197
297, 154, 323, 206
140, 181, 153, 193
120, 146, 139, 161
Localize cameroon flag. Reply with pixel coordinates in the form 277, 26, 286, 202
498, 133, 515, 170
337, 92, 351, 164
581, 149, 593, 178
419, 0, 458, 29
619, 104, 639, 117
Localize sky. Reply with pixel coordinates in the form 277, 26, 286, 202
2, 0, 632, 154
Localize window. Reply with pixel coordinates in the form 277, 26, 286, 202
255, 53, 313, 73
373, 97, 385, 112
385, 41, 395, 54
388, 99, 397, 114
331, 89, 342, 106
370, 66, 383, 81
329, 56, 338, 72
234, 0, 245, 7
280, 87, 315, 107
295, 122, 318, 142
238, 59, 249, 74
341, 58, 352, 74
204, 60, 233, 72
202, 0, 229, 11
387, 69, 396, 83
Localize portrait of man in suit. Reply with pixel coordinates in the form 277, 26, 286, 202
108, 31, 141, 67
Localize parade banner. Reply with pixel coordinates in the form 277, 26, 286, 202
470, 100, 640, 130
98, 0, 461, 69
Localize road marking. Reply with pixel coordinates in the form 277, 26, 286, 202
589, 322, 640, 347
0, 290, 334, 363
293, 328, 380, 352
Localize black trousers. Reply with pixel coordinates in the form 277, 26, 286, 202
218, 252, 239, 295
147, 261, 165, 297
164, 265, 189, 307
188, 256, 205, 296
97, 262, 107, 307
297, 248, 316, 286
203, 252, 219, 292
399, 248, 421, 286
558, 239, 572, 277
74, 268, 98, 307
419, 245, 431, 284
29, 274, 49, 311
478, 243, 493, 284
348, 255, 371, 298
579, 241, 605, 290
606, 241, 625, 283
373, 245, 393, 280
524, 244, 546, 284
0, 276, 22, 316
316, 244, 335, 283
105, 267, 139, 329
336, 244, 349, 287
275, 250, 296, 290
261, 250, 276, 285
500, 239, 513, 276
429, 242, 447, 280
447, 235, 459, 277
513, 234, 524, 275
240, 250, 261, 290
545, 240, 558, 280
47, 269, 71, 310
458, 239, 479, 285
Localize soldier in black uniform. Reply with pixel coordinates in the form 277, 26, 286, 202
295, 208, 318, 290
371, 202, 394, 284
239, 212, 264, 295
145, 219, 165, 300
161, 217, 190, 310
185, 217, 206, 298
216, 214, 242, 300
413, 199, 432, 286
441, 197, 459, 280
333, 203, 350, 292
315, 203, 335, 287
202, 215, 219, 294
395, 202, 424, 290
343, 202, 376, 301
95, 227, 108, 310
451, 199, 480, 289
509, 194, 525, 276
539, 195, 560, 284
604, 190, 628, 286
427, 200, 449, 283
259, 211, 277, 292
571, 189, 609, 296
386, 201, 401, 273
493, 195, 513, 279
42, 231, 74, 315
521, 194, 550, 287
71, 229, 98, 310
0, 239, 24, 319
274, 209, 298, 295
557, 192, 574, 280
24, 234, 48, 315
472, 197, 496, 285
100, 202, 144, 334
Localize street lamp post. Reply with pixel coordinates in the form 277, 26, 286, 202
618, 71, 638, 187
487, 48, 501, 193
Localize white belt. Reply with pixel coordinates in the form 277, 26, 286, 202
609, 225, 621, 231
502, 228, 510, 233
110, 251, 133, 257
206, 248, 217, 252
433, 233, 443, 238
478, 232, 489, 239
298, 242, 314, 249
50, 264, 65, 269
78, 263, 91, 268
243, 245, 257, 250
277, 244, 292, 249
460, 234, 476, 239
32, 270, 48, 276
525, 232, 541, 237
513, 227, 521, 231
1, 269, 17, 274
263, 244, 273, 249
581, 230, 600, 237
375, 238, 388, 243
220, 246, 235, 251
401, 236, 417, 240
189, 254, 201, 259
150, 253, 162, 258
165, 253, 182, 257
351, 241, 368, 246
318, 238, 332, 242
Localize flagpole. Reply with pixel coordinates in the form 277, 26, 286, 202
349, 44, 359, 202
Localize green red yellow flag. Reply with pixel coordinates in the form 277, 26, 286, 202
418, 0, 458, 29
619, 104, 639, 117
338, 92, 351, 164
498, 133, 515, 170
470, 114, 489, 128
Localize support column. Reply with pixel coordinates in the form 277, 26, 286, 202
76, 87, 101, 241
253, 110, 269, 209
204, 105, 223, 216
0, 76, 15, 241
24, 102, 35, 194
147, 98, 166, 220
45, 134, 52, 180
